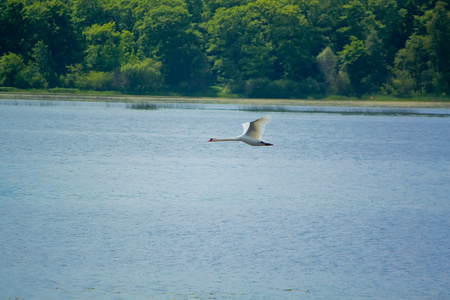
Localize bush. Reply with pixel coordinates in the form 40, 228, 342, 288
267, 80, 300, 98
0, 53, 25, 87
335, 71, 352, 96
15, 64, 48, 89
382, 70, 415, 97
0, 87, 21, 92
62, 64, 84, 88
82, 71, 114, 90
297, 77, 324, 98
120, 58, 163, 92
244, 78, 271, 98
245, 78, 302, 99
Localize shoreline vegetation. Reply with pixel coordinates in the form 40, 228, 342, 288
1, 91, 449, 109
1, 0, 449, 101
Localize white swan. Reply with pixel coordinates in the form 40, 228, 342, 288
208, 115, 274, 146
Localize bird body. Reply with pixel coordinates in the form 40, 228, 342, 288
208, 115, 273, 146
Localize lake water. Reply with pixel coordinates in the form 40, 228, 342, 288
1, 100, 449, 299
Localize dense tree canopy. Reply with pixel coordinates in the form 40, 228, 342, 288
0, 0, 448, 98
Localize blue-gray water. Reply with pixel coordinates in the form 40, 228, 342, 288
1, 101, 449, 299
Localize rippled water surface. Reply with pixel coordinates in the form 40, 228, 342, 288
1, 101, 449, 299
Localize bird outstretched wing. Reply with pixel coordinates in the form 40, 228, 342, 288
242, 115, 272, 139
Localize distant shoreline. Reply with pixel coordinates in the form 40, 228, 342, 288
1, 92, 449, 109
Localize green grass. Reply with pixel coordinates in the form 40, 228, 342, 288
323, 94, 450, 102
1, 88, 449, 109
47, 88, 81, 94
0, 87, 21, 92
2, 86, 450, 101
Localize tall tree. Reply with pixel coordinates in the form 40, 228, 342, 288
24, 0, 81, 75
426, 1, 450, 93
0, 0, 29, 56
339, 36, 368, 95
390, 34, 433, 95
337, 0, 368, 45
317, 46, 338, 93
31, 40, 56, 85
83, 22, 122, 72
136, 0, 208, 89
389, 1, 450, 95
207, 0, 319, 89
103, 0, 139, 32
367, 0, 408, 64
72, 0, 109, 28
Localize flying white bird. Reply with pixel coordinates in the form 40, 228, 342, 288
208, 115, 274, 146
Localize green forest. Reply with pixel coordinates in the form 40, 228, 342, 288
0, 0, 449, 98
